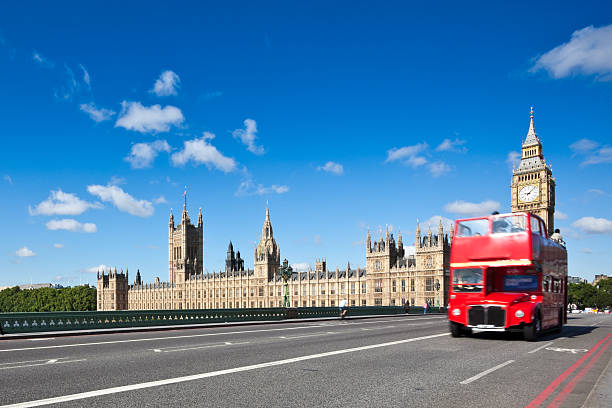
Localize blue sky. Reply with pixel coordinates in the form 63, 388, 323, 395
1, 1, 612, 286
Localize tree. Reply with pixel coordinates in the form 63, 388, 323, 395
0, 286, 97, 312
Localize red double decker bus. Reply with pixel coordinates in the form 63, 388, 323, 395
448, 212, 567, 341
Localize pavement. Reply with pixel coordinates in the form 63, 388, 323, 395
0, 313, 610, 408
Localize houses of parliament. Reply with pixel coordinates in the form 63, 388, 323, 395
97, 108, 556, 311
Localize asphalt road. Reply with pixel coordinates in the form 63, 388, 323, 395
0, 313, 610, 408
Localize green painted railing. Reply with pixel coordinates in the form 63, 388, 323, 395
0, 306, 446, 335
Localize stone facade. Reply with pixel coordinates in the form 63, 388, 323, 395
511, 107, 556, 235
97, 203, 450, 311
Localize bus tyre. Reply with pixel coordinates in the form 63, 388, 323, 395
524, 315, 541, 342
450, 321, 463, 337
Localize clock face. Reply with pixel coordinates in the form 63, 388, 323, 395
519, 184, 539, 203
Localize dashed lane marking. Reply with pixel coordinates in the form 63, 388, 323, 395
528, 342, 554, 354
460, 360, 515, 385
0, 357, 86, 371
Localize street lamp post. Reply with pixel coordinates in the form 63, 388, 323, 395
277, 258, 293, 308
434, 279, 441, 308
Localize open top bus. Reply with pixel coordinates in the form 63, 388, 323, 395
448, 212, 567, 341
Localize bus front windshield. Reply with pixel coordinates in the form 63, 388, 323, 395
456, 219, 489, 237
491, 214, 527, 234
452, 268, 483, 293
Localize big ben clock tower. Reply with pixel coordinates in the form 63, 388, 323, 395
511, 107, 556, 236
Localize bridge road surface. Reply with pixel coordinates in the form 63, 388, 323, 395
0, 314, 610, 408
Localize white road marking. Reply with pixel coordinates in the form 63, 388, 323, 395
528, 341, 554, 354
460, 360, 515, 385
28, 338, 53, 342
0, 325, 324, 353
0, 332, 449, 407
0, 316, 444, 353
149, 341, 251, 353
279, 332, 337, 340
545, 347, 588, 354
0, 358, 86, 371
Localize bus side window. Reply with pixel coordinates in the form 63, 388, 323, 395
530, 217, 541, 235
542, 276, 550, 292
540, 220, 547, 238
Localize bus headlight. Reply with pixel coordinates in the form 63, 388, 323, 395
515, 310, 525, 318
452, 308, 461, 316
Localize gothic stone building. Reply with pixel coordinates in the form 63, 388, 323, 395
97, 201, 450, 311
97, 108, 551, 312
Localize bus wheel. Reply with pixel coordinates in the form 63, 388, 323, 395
450, 321, 463, 337
524, 315, 541, 341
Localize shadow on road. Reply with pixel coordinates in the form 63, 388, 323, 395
463, 325, 597, 342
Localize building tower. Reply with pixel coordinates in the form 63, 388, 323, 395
96, 267, 128, 310
225, 241, 245, 274
511, 107, 556, 235
168, 189, 204, 283
254, 201, 280, 280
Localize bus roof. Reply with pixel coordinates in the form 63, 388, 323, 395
450, 212, 566, 268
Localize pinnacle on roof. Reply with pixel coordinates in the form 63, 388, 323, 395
523, 106, 540, 147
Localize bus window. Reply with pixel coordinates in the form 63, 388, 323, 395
530, 216, 542, 235
503, 274, 538, 292
452, 268, 483, 292
542, 276, 551, 292
456, 219, 489, 237
492, 214, 527, 234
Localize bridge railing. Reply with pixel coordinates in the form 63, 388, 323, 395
0, 306, 446, 335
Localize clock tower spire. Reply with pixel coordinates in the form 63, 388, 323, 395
511, 107, 556, 236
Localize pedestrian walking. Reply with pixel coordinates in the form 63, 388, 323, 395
339, 299, 348, 319
423, 301, 428, 315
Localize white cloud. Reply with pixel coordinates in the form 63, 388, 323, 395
80, 102, 115, 122
531, 24, 612, 81
53, 243, 64, 249
153, 196, 167, 204
54, 64, 79, 101
46, 219, 97, 233
435, 138, 466, 152
232, 119, 264, 155
29, 189, 102, 216
3, 175, 13, 184
79, 64, 91, 88
151, 70, 180, 96
588, 188, 605, 195
580, 248, 593, 254
570, 138, 599, 155
235, 179, 289, 196
32, 51, 54, 68
419, 215, 455, 232
87, 184, 154, 217
572, 216, 612, 234
555, 210, 568, 220
582, 147, 612, 165
317, 161, 344, 175
291, 263, 311, 272
115, 101, 184, 133
568, 138, 612, 165
506, 151, 521, 169
428, 161, 450, 177
16, 247, 35, 257
386, 143, 428, 167
444, 200, 500, 217
85, 264, 108, 273
405, 245, 416, 256
125, 140, 171, 169
171, 132, 237, 172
